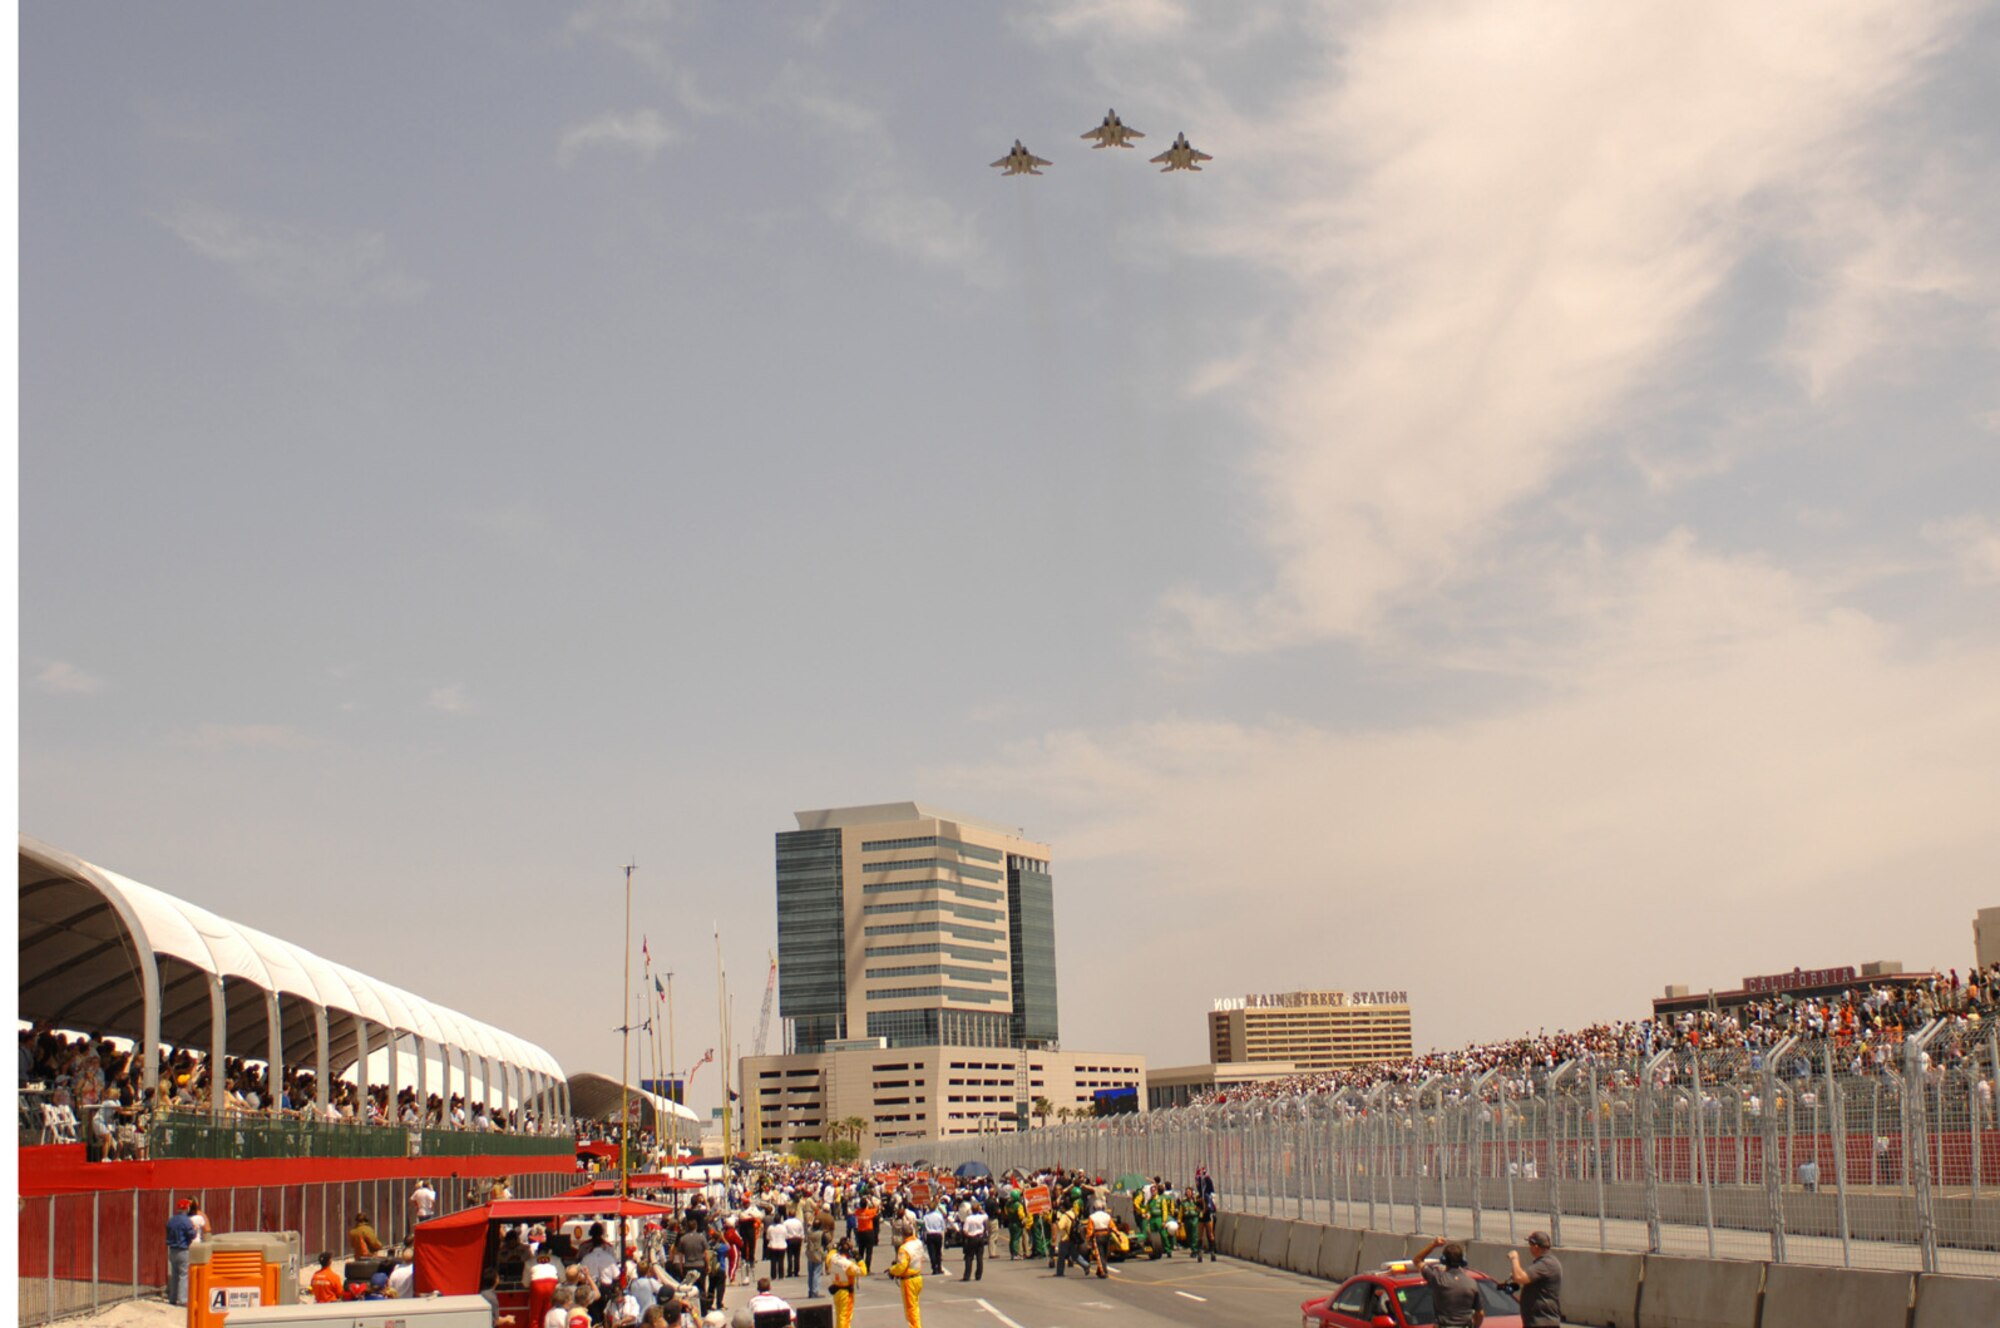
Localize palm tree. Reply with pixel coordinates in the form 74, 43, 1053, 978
1033, 1097, 1054, 1129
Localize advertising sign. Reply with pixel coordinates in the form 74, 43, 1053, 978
1023, 1185, 1051, 1215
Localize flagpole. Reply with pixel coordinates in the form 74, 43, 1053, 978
621, 863, 634, 1201
665, 971, 679, 1161
715, 926, 731, 1176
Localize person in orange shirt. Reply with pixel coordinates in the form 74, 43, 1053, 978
310, 1252, 345, 1303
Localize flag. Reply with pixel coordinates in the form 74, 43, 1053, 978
654, 975, 665, 999
641, 935, 650, 972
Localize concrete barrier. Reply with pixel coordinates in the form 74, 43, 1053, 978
1259, 1218, 1296, 1268
1637, 1254, 1763, 1328
1758, 1264, 1910, 1328
1912, 1272, 2000, 1328
1214, 1211, 1240, 1260
1230, 1214, 1268, 1261
1555, 1248, 1643, 1328
1356, 1230, 1411, 1273
1317, 1227, 1362, 1282
1464, 1240, 1512, 1284
1284, 1221, 1323, 1276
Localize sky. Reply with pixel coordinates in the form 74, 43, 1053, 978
17, 1, 2000, 1117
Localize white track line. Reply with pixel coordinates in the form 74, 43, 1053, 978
1175, 1291, 1208, 1302
976, 1297, 1029, 1328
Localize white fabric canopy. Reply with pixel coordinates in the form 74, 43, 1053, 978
18, 835, 564, 1101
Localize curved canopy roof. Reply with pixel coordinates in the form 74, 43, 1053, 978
18, 835, 562, 1083
567, 1072, 703, 1127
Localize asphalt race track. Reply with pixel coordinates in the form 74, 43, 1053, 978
768, 1248, 1331, 1328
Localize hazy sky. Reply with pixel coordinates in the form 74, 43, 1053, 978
19, 2, 2000, 1114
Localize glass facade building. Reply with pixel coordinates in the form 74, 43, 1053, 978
775, 803, 1057, 1054
1007, 855, 1059, 1049
775, 827, 846, 1053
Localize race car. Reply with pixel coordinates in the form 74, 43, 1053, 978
1302, 1260, 1522, 1328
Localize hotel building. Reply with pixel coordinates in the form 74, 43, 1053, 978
1206, 990, 1413, 1074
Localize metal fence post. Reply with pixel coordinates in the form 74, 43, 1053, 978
1641, 1050, 1668, 1254
1501, 1079, 1517, 1243
1822, 1046, 1852, 1268
48, 1194, 57, 1328
1547, 1062, 1573, 1248
93, 1189, 102, 1313
1762, 1037, 1795, 1263
1589, 1059, 1607, 1251
1907, 1020, 1942, 1274
1472, 1069, 1496, 1242
132, 1188, 140, 1300
1689, 1055, 1716, 1259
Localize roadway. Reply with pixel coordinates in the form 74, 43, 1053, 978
793, 1248, 1327, 1328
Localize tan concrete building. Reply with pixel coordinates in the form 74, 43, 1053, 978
1207, 990, 1412, 1074
1146, 1061, 1297, 1110
776, 803, 1056, 1055
1977, 909, 2000, 969
743, 1044, 1146, 1149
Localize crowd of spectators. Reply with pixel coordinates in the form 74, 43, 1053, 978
1182, 963, 2000, 1109
20, 1026, 564, 1156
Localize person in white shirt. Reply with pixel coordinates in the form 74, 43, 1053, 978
921, 1207, 946, 1275
388, 1249, 416, 1299
543, 1289, 572, 1328
745, 1278, 794, 1326
959, 1208, 988, 1282
411, 1181, 437, 1225
606, 1287, 641, 1328
782, 1214, 804, 1279
764, 1214, 789, 1284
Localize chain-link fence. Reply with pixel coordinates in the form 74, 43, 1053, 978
16, 1169, 575, 1327
878, 1020, 2000, 1277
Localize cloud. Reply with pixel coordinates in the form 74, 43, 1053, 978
1017, 0, 1192, 43
1926, 515, 2000, 585
558, 109, 683, 165
567, 0, 729, 117
427, 684, 474, 714
774, 67, 991, 283
157, 204, 427, 308
829, 185, 992, 282
34, 661, 104, 695
1140, 0, 1979, 649
170, 723, 318, 751
950, 538, 2000, 1047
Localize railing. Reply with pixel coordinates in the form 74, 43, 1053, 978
17, 1169, 579, 1327
876, 1023, 2000, 1278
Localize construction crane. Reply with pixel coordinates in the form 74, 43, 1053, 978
754, 950, 778, 1056
749, 951, 778, 1152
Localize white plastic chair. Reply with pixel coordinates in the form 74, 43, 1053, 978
41, 1104, 80, 1145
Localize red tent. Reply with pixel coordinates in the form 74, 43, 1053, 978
576, 1141, 621, 1159
562, 1175, 704, 1196
413, 1197, 677, 1296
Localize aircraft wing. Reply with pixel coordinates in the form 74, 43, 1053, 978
1192, 147, 1213, 161
1030, 153, 1052, 168
991, 154, 1016, 169
1148, 149, 1173, 164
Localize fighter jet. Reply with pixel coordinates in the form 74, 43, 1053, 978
991, 140, 1053, 176
1150, 132, 1213, 173
1080, 108, 1145, 149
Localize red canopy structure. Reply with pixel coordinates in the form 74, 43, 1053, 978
562, 1175, 704, 1196
413, 1197, 676, 1296
577, 1141, 620, 1159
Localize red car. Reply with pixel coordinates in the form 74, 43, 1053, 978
1302, 1261, 1522, 1328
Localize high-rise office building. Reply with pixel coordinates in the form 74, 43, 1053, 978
776, 802, 1058, 1054
754, 802, 1145, 1149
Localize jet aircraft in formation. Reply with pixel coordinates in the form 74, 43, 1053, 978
1080, 108, 1144, 149
993, 110, 1209, 177
991, 140, 1054, 176
1150, 132, 1213, 173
